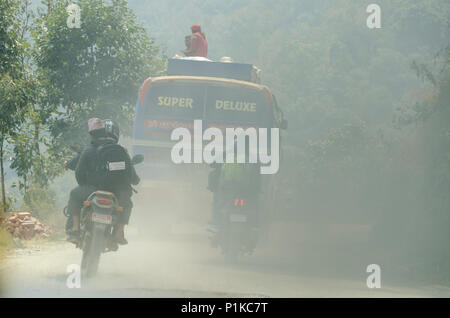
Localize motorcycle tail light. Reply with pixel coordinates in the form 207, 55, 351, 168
234, 199, 239, 206
240, 199, 244, 207
83, 201, 90, 206
117, 206, 124, 212
97, 199, 111, 205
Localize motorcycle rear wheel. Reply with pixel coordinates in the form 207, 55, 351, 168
81, 227, 104, 278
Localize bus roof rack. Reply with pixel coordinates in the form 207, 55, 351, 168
167, 58, 261, 83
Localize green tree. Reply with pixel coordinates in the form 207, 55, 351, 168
0, 0, 33, 219
3, 0, 165, 217
33, 0, 164, 156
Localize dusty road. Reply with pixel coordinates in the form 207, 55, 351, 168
1, 220, 449, 298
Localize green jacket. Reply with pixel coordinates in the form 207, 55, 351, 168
218, 163, 261, 197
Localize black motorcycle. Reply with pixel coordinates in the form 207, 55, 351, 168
210, 195, 259, 264
76, 154, 144, 277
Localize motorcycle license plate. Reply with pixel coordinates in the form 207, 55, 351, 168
229, 214, 247, 222
92, 213, 112, 225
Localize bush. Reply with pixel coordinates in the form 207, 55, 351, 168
21, 182, 65, 231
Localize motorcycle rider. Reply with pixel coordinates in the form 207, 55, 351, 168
207, 136, 261, 232
66, 118, 140, 245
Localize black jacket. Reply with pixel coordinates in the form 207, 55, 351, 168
75, 138, 140, 194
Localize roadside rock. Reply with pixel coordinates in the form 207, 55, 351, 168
3, 212, 52, 240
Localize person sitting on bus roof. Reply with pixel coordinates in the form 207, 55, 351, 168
182, 24, 208, 58
184, 35, 192, 51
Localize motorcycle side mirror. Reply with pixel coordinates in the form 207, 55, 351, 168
131, 154, 144, 165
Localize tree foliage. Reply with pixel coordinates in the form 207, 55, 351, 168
2, 0, 165, 218
0, 0, 34, 217
33, 0, 164, 152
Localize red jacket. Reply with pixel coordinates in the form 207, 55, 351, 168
185, 32, 208, 57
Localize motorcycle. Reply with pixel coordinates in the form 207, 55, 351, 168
210, 194, 259, 264
76, 154, 144, 277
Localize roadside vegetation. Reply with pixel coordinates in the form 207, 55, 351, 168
0, 0, 164, 226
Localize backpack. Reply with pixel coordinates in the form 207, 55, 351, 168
96, 143, 131, 190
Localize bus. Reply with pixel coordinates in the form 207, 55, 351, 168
131, 58, 286, 233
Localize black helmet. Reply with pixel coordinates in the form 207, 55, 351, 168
103, 119, 120, 142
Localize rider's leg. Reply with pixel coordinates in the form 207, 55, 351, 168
252, 195, 260, 228
65, 211, 73, 231
212, 191, 221, 222
207, 191, 221, 233
67, 185, 96, 232
114, 223, 126, 244
114, 192, 132, 244
72, 215, 80, 231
